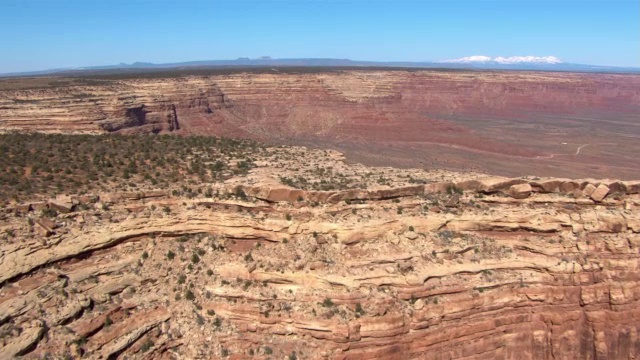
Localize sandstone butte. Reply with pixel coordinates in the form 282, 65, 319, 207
2, 69, 640, 179
0, 142, 639, 360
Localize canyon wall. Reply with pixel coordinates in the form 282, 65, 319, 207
2, 178, 640, 359
0, 144, 639, 359
1, 70, 640, 178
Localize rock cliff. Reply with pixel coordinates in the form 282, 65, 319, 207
2, 70, 640, 178
0, 144, 638, 359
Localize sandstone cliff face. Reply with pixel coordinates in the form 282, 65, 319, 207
0, 145, 639, 359
3, 71, 638, 135
0, 77, 225, 133
2, 70, 640, 178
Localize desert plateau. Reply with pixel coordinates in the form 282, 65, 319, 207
3, 0, 640, 357
2, 69, 640, 179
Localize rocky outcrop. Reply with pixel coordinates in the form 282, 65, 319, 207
591, 183, 610, 202
1, 144, 639, 359
246, 184, 425, 203
507, 183, 532, 199
0, 322, 44, 358
1, 178, 639, 358
240, 176, 633, 205
0, 77, 225, 134
95, 308, 170, 358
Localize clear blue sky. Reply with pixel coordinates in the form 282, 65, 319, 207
0, 0, 638, 73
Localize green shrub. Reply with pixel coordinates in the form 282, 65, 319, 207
140, 339, 154, 352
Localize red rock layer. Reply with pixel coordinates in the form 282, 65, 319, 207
2, 70, 640, 177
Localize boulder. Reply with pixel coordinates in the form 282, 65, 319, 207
582, 183, 597, 197
266, 188, 305, 203
35, 217, 57, 237
49, 199, 74, 213
507, 183, 532, 199
530, 178, 566, 193
606, 181, 627, 194
35, 226, 51, 237
455, 180, 482, 191
444, 194, 460, 207
624, 181, 640, 194
315, 236, 328, 245
0, 322, 44, 358
476, 177, 527, 193
590, 184, 610, 202
559, 180, 581, 194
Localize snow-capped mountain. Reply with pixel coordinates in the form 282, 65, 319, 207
442, 55, 562, 65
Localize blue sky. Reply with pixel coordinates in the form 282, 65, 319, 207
0, 0, 637, 73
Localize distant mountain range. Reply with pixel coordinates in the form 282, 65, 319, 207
2, 57, 639, 77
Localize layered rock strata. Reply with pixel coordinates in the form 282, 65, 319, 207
1, 149, 639, 359
2, 70, 640, 178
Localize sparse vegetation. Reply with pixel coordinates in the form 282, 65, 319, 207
0, 133, 263, 204
446, 185, 463, 195
140, 339, 154, 352
322, 298, 335, 307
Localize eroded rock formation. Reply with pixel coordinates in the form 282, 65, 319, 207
2, 70, 640, 178
0, 145, 638, 359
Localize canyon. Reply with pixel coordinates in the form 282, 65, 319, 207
0, 142, 639, 359
0, 69, 639, 359
1, 69, 640, 178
